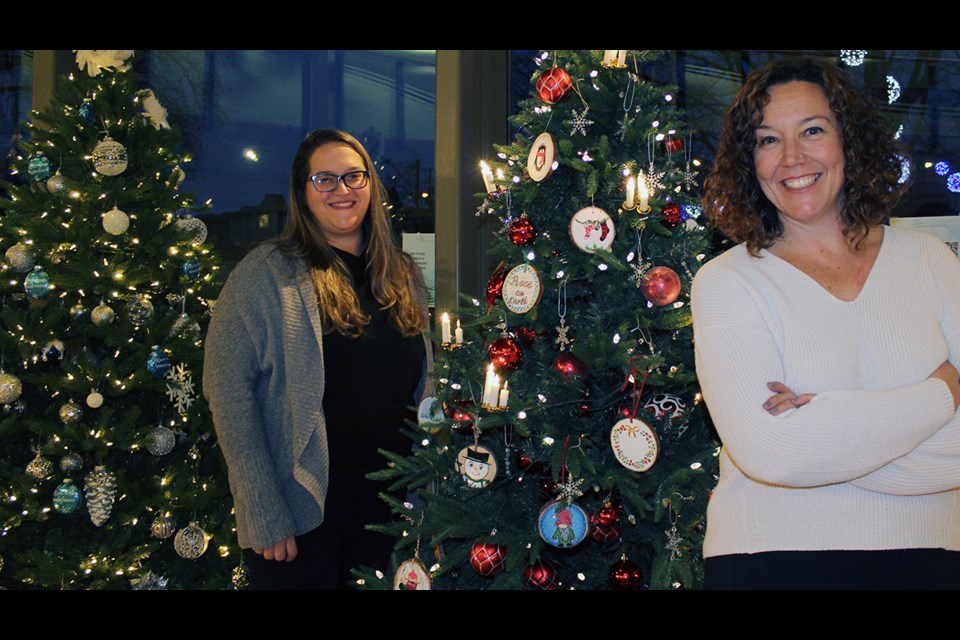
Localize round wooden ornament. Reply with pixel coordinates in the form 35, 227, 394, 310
569, 206, 615, 253
501, 263, 542, 315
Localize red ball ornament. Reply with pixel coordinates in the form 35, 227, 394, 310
553, 351, 587, 378
469, 542, 506, 577
509, 216, 537, 247
608, 558, 643, 590
517, 326, 538, 348
486, 261, 507, 310
662, 203, 683, 228
595, 504, 620, 527
536, 67, 573, 104
516, 450, 534, 471
488, 336, 523, 373
450, 402, 474, 435
523, 558, 558, 590
641, 266, 682, 306
663, 137, 684, 153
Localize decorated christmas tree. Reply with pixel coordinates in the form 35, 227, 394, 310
365, 50, 719, 590
0, 50, 239, 589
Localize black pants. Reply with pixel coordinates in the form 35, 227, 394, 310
705, 549, 960, 590
241, 499, 395, 590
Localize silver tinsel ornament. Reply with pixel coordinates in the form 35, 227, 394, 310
129, 571, 168, 590
60, 452, 83, 474
91, 136, 127, 176
84, 465, 117, 527
0, 371, 23, 404
4, 243, 35, 273
127, 295, 154, 326
26, 451, 54, 481
151, 514, 177, 539
59, 399, 83, 425
91, 301, 116, 327
174, 522, 208, 559
102, 206, 130, 235
145, 424, 175, 456
175, 215, 208, 245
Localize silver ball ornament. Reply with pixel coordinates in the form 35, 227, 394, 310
175, 215, 208, 245
91, 302, 116, 327
102, 206, 130, 235
60, 452, 83, 474
46, 171, 68, 193
0, 372, 23, 404
145, 425, 176, 456
127, 295, 154, 326
151, 514, 177, 540
5, 244, 35, 273
59, 399, 83, 425
91, 136, 128, 176
174, 522, 208, 559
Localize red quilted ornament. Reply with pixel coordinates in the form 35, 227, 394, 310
486, 262, 507, 310
469, 542, 506, 577
523, 558, 558, 590
536, 67, 573, 104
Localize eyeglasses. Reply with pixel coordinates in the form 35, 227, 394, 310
308, 170, 370, 193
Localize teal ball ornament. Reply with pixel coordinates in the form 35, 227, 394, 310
182, 257, 201, 281
28, 152, 52, 181
24, 267, 51, 299
146, 346, 170, 378
53, 479, 82, 514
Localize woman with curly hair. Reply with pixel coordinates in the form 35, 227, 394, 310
692, 58, 960, 589
204, 129, 432, 589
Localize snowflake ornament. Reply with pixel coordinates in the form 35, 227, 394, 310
568, 107, 594, 136
165, 363, 196, 416
665, 523, 683, 560
645, 164, 666, 192
558, 476, 585, 504
616, 113, 634, 141
555, 318, 572, 351
629, 261, 652, 288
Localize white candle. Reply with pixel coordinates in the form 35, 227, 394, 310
498, 381, 509, 408
483, 364, 496, 406
603, 50, 627, 67
455, 319, 463, 344
441, 312, 451, 344
492, 374, 501, 408
637, 172, 649, 212
480, 161, 497, 194
624, 176, 635, 209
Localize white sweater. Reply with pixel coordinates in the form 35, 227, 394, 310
691, 226, 960, 557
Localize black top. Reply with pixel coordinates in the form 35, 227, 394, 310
321, 248, 425, 511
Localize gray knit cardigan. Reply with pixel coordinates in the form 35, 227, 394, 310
203, 244, 433, 550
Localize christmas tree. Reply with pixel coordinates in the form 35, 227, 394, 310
0, 50, 239, 589
364, 50, 719, 590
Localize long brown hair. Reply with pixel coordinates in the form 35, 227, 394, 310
275, 129, 425, 337
702, 57, 908, 255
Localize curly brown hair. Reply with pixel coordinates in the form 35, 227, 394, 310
702, 57, 908, 255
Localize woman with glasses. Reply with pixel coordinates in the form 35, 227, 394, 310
204, 129, 432, 589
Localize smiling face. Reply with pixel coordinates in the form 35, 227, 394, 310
754, 81, 846, 234
305, 142, 371, 254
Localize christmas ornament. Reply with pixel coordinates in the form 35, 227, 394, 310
501, 263, 542, 315
165, 363, 197, 416
595, 503, 620, 527
5, 243, 35, 273
138, 89, 170, 130
129, 571, 169, 590
663, 137, 684, 153
641, 266, 681, 306
523, 558, 558, 590
84, 465, 117, 526
455, 445, 498, 489
535, 67, 573, 104
174, 522, 209, 559
26, 451, 54, 481
487, 335, 523, 373
469, 542, 506, 577
28, 152, 52, 181
74, 50, 134, 76
175, 215, 208, 245
86, 391, 104, 409
46, 171, 68, 194
517, 326, 538, 348
24, 266, 51, 298
393, 558, 431, 590
102, 206, 130, 235
41, 339, 65, 363
610, 417, 659, 472
127, 295, 155, 326
569, 206, 615, 254
644, 393, 685, 420
555, 279, 571, 352
69, 303, 87, 319
567, 106, 594, 136
91, 301, 116, 327
166, 292, 183, 307
0, 371, 23, 404
182, 257, 201, 280
232, 563, 249, 589
59, 399, 83, 425
516, 450, 535, 471
662, 203, 683, 227
4, 399, 26, 417
538, 499, 589, 548
60, 452, 83, 474
486, 261, 507, 310
417, 396, 445, 434
508, 215, 537, 246
553, 351, 587, 378
609, 557, 643, 590
91, 136, 128, 176
169, 313, 201, 339
450, 402, 474, 435
589, 520, 620, 544
147, 346, 171, 378
145, 424, 176, 456
79, 97, 94, 122
527, 131, 557, 182
151, 514, 177, 539
53, 479, 82, 514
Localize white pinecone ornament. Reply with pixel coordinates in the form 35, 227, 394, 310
84, 465, 117, 527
